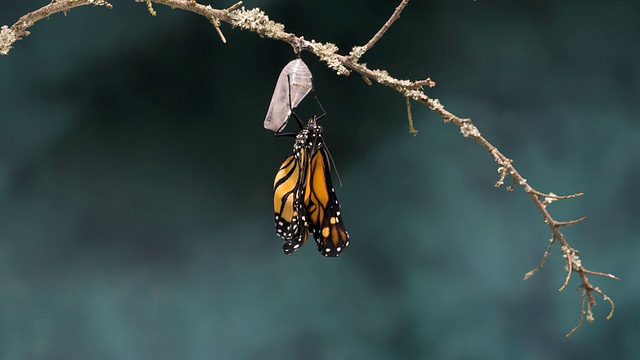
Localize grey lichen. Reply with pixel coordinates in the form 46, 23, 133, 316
543, 192, 558, 206
227, 7, 286, 39
369, 69, 414, 90
394, 79, 413, 88
0, 25, 17, 55
404, 89, 427, 101
429, 98, 444, 113
349, 46, 365, 62
460, 122, 481, 138
562, 245, 582, 269
85, 0, 113, 8
367, 69, 390, 84
309, 40, 350, 75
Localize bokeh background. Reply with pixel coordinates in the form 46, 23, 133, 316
1, 0, 638, 359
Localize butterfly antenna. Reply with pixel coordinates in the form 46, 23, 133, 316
310, 81, 326, 122
323, 140, 343, 187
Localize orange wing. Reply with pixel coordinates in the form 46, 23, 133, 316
273, 148, 310, 254
306, 146, 350, 257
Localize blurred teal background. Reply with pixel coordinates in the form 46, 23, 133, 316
1, 0, 638, 359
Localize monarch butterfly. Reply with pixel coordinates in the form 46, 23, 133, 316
273, 116, 350, 257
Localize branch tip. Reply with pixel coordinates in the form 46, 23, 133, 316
604, 295, 615, 320
405, 97, 418, 135
532, 189, 584, 200
566, 290, 587, 337
413, 78, 436, 88
146, 0, 157, 16
555, 217, 587, 227
506, 177, 517, 192
225, 1, 243, 12
495, 165, 509, 188
524, 237, 555, 280
214, 24, 227, 43
583, 269, 620, 281
349, 0, 410, 61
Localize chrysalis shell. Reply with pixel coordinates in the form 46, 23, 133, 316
264, 58, 313, 132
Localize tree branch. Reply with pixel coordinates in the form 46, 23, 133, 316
0, 0, 617, 336
1, 0, 113, 55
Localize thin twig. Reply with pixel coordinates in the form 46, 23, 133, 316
566, 289, 587, 337
406, 97, 418, 135
348, 0, 410, 61
506, 176, 517, 192
530, 189, 584, 200
361, 74, 373, 85
583, 269, 620, 280
146, 0, 157, 16
559, 246, 574, 292
225, 1, 243, 12
555, 217, 587, 227
523, 238, 554, 280
410, 78, 436, 89
591, 287, 616, 320
213, 23, 226, 43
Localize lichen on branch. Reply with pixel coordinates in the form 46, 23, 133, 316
0, 25, 16, 55
227, 7, 285, 39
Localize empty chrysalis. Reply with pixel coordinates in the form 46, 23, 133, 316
264, 58, 313, 132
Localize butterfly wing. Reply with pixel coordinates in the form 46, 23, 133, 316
306, 145, 350, 257
273, 147, 310, 254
